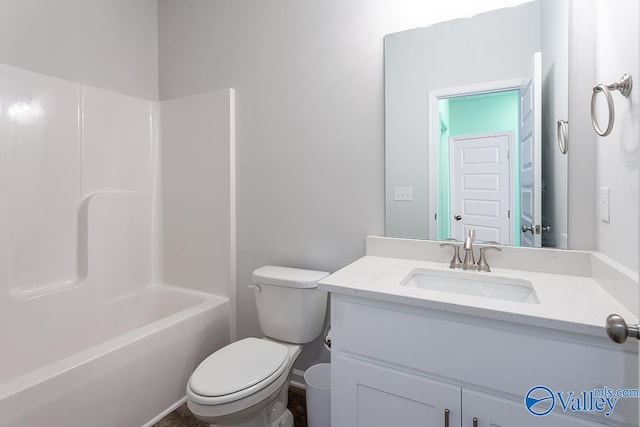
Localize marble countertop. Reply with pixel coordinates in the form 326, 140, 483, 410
319, 255, 639, 338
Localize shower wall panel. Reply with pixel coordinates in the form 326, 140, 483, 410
0, 64, 156, 300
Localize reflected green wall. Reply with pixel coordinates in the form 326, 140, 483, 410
437, 90, 520, 244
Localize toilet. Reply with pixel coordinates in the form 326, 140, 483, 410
186, 265, 329, 427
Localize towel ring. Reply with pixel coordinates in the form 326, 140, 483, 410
591, 73, 633, 137
556, 120, 568, 154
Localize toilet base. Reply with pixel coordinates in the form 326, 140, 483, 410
197, 395, 293, 427
204, 410, 292, 427
266, 408, 293, 427
189, 383, 288, 427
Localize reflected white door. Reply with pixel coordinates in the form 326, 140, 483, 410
519, 52, 542, 247
450, 132, 512, 244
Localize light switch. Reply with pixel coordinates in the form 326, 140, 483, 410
394, 187, 413, 201
600, 187, 610, 223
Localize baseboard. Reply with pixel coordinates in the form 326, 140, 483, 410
290, 368, 306, 390
142, 396, 187, 427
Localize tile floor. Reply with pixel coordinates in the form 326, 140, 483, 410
154, 386, 307, 427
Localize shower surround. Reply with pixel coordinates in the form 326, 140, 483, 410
0, 64, 232, 426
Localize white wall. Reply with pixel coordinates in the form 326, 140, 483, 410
0, 0, 159, 100
158, 89, 236, 337
595, 0, 640, 273
158, 0, 532, 370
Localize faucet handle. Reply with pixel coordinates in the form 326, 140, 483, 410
440, 242, 462, 269
477, 246, 502, 272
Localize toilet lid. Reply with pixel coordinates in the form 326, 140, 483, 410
189, 337, 289, 398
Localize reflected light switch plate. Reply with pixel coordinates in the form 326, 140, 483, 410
394, 187, 413, 201
600, 187, 610, 223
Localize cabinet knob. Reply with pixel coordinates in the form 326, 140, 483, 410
454, 214, 462, 221
606, 313, 640, 343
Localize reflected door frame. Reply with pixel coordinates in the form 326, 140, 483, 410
427, 78, 521, 241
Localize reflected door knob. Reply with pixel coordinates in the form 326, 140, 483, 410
454, 215, 462, 221
606, 314, 640, 343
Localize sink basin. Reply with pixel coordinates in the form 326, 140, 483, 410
400, 268, 539, 304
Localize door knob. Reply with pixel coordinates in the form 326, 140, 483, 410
522, 224, 534, 233
454, 215, 462, 221
606, 314, 640, 343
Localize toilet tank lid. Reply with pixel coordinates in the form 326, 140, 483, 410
252, 265, 330, 289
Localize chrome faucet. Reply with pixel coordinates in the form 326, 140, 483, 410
440, 232, 502, 272
462, 229, 476, 270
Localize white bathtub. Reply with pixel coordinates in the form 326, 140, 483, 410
0, 285, 230, 427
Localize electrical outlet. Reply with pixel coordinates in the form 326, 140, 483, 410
394, 187, 413, 201
600, 187, 610, 223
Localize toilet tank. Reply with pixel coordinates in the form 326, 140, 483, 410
251, 266, 329, 344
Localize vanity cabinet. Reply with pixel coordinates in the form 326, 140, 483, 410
330, 294, 637, 427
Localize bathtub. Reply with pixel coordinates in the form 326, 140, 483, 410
0, 285, 230, 427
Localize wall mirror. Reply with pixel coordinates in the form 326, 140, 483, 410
385, 0, 569, 248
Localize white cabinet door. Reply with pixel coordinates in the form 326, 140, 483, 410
333, 356, 461, 427
462, 389, 610, 427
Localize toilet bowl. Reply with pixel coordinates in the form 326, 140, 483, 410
186, 266, 329, 427
187, 338, 301, 426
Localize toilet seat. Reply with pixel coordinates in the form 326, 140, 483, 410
188, 337, 289, 405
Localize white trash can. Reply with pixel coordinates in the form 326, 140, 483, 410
304, 363, 331, 427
